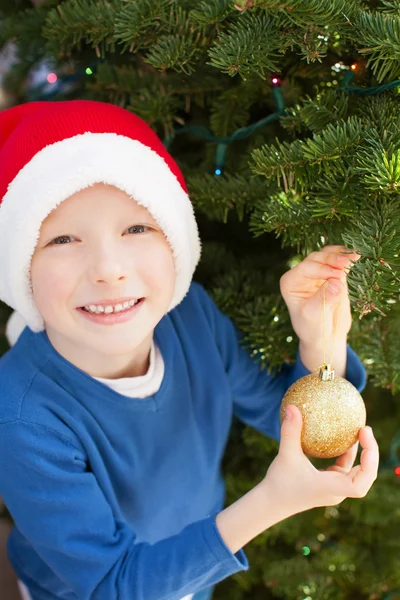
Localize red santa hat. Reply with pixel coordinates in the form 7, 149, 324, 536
0, 99, 201, 336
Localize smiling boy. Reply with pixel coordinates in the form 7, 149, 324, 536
30, 183, 174, 379
0, 100, 378, 600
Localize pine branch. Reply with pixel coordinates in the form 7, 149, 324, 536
187, 173, 266, 222
233, 293, 297, 373
349, 308, 400, 393
250, 138, 308, 190
144, 33, 202, 75
249, 188, 344, 253
342, 199, 400, 319
252, 0, 361, 26
355, 10, 400, 82
0, 5, 48, 56
43, 0, 121, 56
354, 126, 400, 194
207, 12, 282, 79
379, 0, 400, 15
208, 79, 261, 137
208, 269, 297, 373
357, 92, 400, 138
113, 0, 171, 53
307, 171, 360, 219
189, 0, 236, 25
300, 117, 363, 170
250, 117, 363, 192
143, 5, 209, 74
280, 89, 350, 134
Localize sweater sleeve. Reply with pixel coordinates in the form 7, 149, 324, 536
194, 283, 367, 442
0, 420, 248, 600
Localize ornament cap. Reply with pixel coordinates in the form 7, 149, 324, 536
319, 363, 335, 381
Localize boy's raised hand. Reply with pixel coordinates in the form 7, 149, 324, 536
263, 405, 379, 514
279, 245, 361, 346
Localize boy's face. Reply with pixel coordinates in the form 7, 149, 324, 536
30, 183, 175, 376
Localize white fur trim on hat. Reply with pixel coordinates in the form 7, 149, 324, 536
5, 310, 27, 347
0, 133, 201, 332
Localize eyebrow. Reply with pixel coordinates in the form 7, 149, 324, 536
42, 214, 157, 237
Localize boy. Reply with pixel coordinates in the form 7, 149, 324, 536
0, 100, 379, 600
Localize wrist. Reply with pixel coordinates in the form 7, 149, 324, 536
216, 481, 293, 555
299, 337, 348, 377
259, 477, 302, 522
299, 335, 347, 353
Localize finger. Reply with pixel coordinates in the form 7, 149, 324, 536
285, 261, 344, 289
326, 441, 359, 473
279, 256, 352, 297
336, 441, 359, 470
303, 251, 360, 273
306, 250, 357, 295
317, 246, 361, 261
279, 404, 304, 459
325, 277, 346, 297
346, 427, 379, 496
298, 251, 360, 291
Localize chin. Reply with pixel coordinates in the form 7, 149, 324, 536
89, 331, 150, 353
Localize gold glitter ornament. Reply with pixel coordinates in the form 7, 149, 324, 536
280, 277, 367, 459
280, 364, 366, 458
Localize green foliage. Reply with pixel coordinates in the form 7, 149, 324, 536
342, 199, 400, 317
144, 6, 206, 74
280, 89, 350, 134
251, 0, 360, 25
355, 10, 400, 81
189, 0, 235, 25
43, 0, 122, 54
348, 309, 400, 392
188, 172, 266, 221
250, 116, 364, 189
1, 0, 400, 597
207, 12, 282, 79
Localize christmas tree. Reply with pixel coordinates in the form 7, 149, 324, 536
1, 0, 400, 598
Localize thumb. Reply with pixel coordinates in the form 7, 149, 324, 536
279, 404, 304, 459
325, 278, 343, 300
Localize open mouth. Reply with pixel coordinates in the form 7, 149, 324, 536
80, 298, 143, 314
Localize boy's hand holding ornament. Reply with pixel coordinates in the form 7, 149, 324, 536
279, 245, 367, 459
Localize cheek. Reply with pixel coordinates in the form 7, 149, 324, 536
31, 257, 74, 314
141, 243, 175, 295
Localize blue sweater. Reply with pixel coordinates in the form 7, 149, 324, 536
0, 282, 366, 600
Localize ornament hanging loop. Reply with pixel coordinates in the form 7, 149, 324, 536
319, 363, 335, 381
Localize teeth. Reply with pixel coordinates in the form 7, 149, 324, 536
83, 299, 140, 314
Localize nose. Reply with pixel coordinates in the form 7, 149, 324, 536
87, 242, 129, 285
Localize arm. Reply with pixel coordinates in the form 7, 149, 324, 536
193, 283, 366, 441
0, 415, 378, 599
215, 481, 292, 555
0, 421, 247, 600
